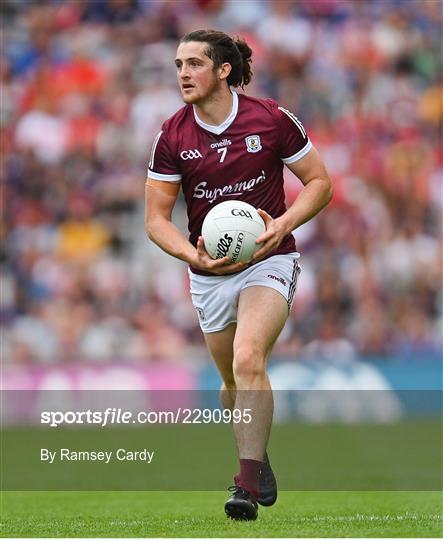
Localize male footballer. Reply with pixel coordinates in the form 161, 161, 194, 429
145, 29, 333, 520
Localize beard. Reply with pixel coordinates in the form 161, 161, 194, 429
181, 72, 222, 105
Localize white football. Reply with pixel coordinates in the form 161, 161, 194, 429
201, 200, 266, 263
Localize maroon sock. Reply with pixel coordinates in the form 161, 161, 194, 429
234, 459, 261, 500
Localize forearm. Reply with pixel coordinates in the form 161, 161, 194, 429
146, 217, 197, 265
279, 177, 333, 233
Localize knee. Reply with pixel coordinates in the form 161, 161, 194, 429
233, 345, 266, 383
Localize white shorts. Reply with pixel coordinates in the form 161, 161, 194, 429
189, 253, 301, 333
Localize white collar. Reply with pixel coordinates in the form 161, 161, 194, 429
193, 91, 238, 135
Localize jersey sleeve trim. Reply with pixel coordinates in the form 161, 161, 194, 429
278, 106, 307, 137
148, 130, 163, 170
147, 170, 182, 182
282, 139, 312, 164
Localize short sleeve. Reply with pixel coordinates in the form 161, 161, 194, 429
147, 129, 181, 182
276, 106, 312, 164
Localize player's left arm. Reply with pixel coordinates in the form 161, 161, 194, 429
252, 146, 333, 262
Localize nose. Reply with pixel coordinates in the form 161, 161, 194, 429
179, 65, 190, 79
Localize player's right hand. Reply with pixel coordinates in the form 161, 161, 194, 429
193, 236, 247, 275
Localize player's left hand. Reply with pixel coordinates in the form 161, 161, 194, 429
251, 209, 288, 263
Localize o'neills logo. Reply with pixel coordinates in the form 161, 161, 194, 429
216, 233, 233, 259
268, 274, 287, 286
210, 139, 232, 149
230, 232, 244, 263
193, 170, 267, 204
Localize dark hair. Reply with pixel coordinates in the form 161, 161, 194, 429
181, 29, 253, 88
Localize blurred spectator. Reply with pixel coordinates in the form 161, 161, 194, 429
2, 0, 441, 364
302, 313, 358, 364
56, 193, 111, 262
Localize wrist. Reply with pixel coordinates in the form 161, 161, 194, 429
177, 243, 198, 267
187, 251, 200, 268
276, 214, 294, 236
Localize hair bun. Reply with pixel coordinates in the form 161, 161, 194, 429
233, 37, 253, 87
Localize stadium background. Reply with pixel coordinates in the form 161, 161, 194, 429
2, 0, 441, 396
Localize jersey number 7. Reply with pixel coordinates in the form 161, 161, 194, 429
217, 148, 227, 163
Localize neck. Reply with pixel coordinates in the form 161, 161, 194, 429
194, 86, 233, 126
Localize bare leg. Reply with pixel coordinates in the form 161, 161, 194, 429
232, 286, 288, 461
204, 324, 237, 410
221, 382, 236, 411
204, 288, 286, 516
204, 288, 288, 461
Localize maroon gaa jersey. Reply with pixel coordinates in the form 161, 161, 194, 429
147, 92, 312, 275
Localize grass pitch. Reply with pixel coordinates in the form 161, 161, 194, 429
1, 491, 442, 537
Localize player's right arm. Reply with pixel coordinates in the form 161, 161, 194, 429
145, 179, 246, 275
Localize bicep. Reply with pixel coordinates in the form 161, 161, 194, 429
285, 146, 331, 186
145, 178, 181, 223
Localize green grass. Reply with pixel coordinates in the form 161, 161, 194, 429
1, 491, 442, 537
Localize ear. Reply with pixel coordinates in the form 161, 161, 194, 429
218, 62, 232, 81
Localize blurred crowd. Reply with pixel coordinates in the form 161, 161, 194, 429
2, 0, 442, 364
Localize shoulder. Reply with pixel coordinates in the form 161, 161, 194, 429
238, 95, 292, 130
238, 94, 280, 117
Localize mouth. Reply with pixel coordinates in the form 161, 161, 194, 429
182, 83, 194, 91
